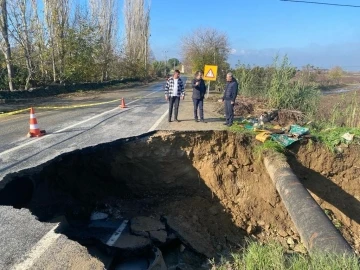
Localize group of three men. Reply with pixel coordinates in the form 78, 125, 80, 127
164, 70, 238, 126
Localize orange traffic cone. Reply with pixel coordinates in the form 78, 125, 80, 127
120, 98, 127, 108
27, 107, 46, 138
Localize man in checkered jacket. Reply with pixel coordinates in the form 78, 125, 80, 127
165, 70, 185, 122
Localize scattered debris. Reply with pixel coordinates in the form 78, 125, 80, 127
277, 229, 289, 238
246, 224, 256, 235
148, 248, 167, 270
255, 131, 271, 143
342, 132, 355, 142
287, 237, 295, 248
164, 216, 215, 259
289, 125, 309, 137
278, 109, 305, 125
113, 234, 151, 250
90, 212, 109, 221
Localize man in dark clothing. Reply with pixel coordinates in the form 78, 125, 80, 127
192, 71, 206, 122
165, 70, 185, 122
222, 72, 238, 126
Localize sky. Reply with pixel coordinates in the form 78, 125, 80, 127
145, 0, 360, 70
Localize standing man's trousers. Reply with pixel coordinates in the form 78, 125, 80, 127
193, 99, 204, 120
168, 96, 180, 121
225, 100, 234, 125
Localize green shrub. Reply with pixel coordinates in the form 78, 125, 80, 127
268, 56, 320, 115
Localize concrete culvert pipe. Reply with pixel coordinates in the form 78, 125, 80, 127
264, 153, 353, 255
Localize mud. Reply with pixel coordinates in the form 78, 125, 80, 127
0, 130, 359, 268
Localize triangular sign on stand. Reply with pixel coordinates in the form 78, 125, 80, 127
205, 69, 215, 78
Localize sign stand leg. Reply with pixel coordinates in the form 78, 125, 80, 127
206, 81, 210, 99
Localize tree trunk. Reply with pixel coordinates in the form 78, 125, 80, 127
21, 0, 34, 90
25, 56, 33, 90
51, 46, 56, 82
0, 0, 14, 91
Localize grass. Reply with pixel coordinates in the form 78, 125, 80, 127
228, 123, 285, 160
311, 126, 360, 151
253, 139, 285, 160
228, 122, 256, 136
210, 242, 360, 270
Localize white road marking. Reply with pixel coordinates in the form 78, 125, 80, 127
11, 224, 61, 270
148, 109, 168, 132
106, 220, 129, 246
0, 89, 160, 157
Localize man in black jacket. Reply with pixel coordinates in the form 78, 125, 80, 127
222, 72, 238, 127
192, 71, 206, 122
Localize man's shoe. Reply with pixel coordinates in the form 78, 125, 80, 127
223, 122, 229, 125
168, 119, 172, 122
200, 119, 205, 123
195, 119, 199, 122
175, 119, 180, 122
227, 123, 233, 127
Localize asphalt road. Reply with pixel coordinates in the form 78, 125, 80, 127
0, 80, 181, 180
0, 79, 188, 269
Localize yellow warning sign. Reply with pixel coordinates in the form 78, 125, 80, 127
203, 65, 218, 81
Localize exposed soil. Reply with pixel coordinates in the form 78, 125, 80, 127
0, 130, 359, 268
288, 140, 360, 253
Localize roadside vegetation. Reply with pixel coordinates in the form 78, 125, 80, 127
229, 55, 360, 151
233, 56, 320, 116
210, 241, 359, 270
0, 0, 165, 92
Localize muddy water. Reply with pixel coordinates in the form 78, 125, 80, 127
0, 130, 359, 268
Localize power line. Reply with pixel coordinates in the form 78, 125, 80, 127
280, 0, 360, 8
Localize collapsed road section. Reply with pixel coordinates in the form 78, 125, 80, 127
0, 131, 359, 269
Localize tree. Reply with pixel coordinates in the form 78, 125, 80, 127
123, 0, 150, 78
0, 0, 14, 90
7, 0, 36, 89
63, 5, 100, 82
89, 0, 118, 81
181, 28, 230, 83
44, 0, 70, 82
151, 60, 165, 77
328, 66, 343, 85
167, 58, 180, 70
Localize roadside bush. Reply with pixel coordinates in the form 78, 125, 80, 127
233, 64, 274, 98
268, 56, 320, 115
233, 56, 320, 116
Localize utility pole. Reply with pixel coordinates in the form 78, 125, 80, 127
163, 50, 168, 76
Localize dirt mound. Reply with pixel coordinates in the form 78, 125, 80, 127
216, 96, 260, 116
288, 141, 360, 253
216, 96, 305, 126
